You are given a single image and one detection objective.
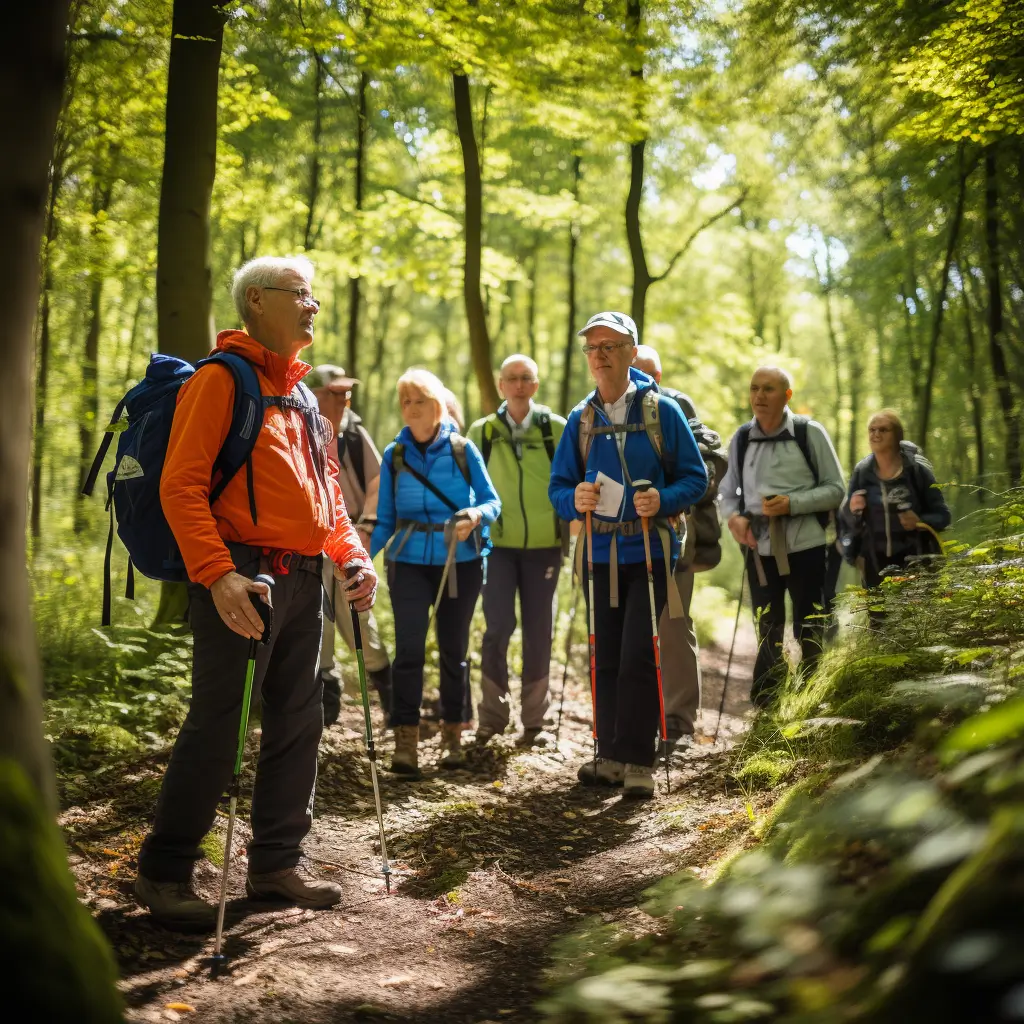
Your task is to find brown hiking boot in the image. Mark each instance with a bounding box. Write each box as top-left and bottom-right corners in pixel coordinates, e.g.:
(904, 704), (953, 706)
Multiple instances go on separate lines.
(246, 868), (342, 909)
(134, 875), (216, 931)
(516, 727), (550, 748)
(389, 724), (420, 778)
(439, 723), (466, 768)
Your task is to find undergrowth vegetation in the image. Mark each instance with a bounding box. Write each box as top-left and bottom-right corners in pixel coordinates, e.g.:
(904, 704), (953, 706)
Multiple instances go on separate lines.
(543, 497), (1024, 1023)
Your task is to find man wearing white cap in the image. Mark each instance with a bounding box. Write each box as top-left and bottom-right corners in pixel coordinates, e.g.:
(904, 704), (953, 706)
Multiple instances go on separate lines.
(548, 312), (708, 797)
(307, 364), (392, 722)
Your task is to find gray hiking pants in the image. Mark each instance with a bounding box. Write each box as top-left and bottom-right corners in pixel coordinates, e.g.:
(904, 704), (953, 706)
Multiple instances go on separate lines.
(479, 546), (561, 733)
(321, 561), (390, 677)
(660, 570), (701, 737)
(138, 554), (324, 882)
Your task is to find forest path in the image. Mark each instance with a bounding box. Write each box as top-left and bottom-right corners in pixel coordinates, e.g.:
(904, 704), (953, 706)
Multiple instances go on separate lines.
(66, 627), (758, 1023)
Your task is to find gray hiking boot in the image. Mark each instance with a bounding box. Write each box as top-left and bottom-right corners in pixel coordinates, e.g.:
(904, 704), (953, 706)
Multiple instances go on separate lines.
(623, 763), (656, 799)
(246, 868), (343, 909)
(516, 727), (550, 748)
(389, 724), (420, 778)
(474, 724), (499, 746)
(439, 723), (467, 768)
(134, 875), (216, 931)
(576, 758), (625, 787)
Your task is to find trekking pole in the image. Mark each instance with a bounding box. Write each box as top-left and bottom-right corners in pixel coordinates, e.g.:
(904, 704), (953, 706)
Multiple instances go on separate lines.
(554, 583), (581, 748)
(712, 559), (746, 746)
(212, 574), (274, 967)
(346, 577), (392, 894)
(633, 481), (670, 793)
(585, 507), (599, 776)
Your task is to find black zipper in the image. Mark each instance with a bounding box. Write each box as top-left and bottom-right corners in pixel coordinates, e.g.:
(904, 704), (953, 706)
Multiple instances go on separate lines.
(516, 446), (528, 548)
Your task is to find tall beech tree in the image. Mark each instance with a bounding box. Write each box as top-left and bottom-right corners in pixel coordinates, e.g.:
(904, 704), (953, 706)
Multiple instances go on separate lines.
(1, 0), (122, 1015)
(156, 0), (228, 362)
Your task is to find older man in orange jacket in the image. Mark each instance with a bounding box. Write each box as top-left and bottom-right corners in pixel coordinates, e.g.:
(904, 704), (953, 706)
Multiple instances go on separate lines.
(135, 256), (377, 929)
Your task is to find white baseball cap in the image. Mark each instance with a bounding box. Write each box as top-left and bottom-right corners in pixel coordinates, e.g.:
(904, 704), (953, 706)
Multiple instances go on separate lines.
(578, 311), (638, 344)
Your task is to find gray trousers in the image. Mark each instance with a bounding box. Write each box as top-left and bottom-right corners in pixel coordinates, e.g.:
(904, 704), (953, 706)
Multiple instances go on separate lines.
(138, 558), (324, 882)
(479, 546), (561, 732)
(660, 570), (701, 736)
(320, 562), (390, 677)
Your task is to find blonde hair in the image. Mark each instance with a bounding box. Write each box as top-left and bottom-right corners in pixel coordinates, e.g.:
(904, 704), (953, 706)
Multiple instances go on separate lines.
(443, 388), (465, 431)
(869, 408), (905, 444)
(397, 368), (449, 426)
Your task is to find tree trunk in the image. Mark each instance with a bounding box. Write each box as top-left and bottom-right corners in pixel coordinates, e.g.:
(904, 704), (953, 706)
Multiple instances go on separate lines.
(346, 67), (369, 379)
(963, 298), (985, 484)
(154, 0), (227, 623)
(0, 1), (123, 1015)
(625, 0), (650, 341)
(917, 147), (969, 442)
(526, 240), (540, 362)
(452, 71), (499, 413)
(75, 176), (115, 534)
(626, 135), (651, 341)
(302, 47), (324, 252)
(156, 0), (226, 362)
(559, 154), (581, 415)
(984, 146), (1021, 485)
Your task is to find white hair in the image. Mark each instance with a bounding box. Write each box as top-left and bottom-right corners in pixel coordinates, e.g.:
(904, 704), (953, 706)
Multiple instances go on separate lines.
(753, 364), (794, 390)
(633, 344), (661, 375)
(231, 255), (315, 325)
(500, 353), (539, 378)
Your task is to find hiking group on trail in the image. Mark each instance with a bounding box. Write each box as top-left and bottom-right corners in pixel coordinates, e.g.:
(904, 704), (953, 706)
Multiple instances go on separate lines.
(85, 253), (951, 929)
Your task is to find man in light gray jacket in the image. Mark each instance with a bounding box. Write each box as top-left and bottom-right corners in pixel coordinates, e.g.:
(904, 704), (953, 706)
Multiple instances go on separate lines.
(720, 366), (845, 706)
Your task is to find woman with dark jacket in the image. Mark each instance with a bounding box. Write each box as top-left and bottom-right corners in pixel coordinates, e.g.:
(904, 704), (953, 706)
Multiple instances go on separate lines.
(838, 409), (951, 587)
(370, 369), (501, 778)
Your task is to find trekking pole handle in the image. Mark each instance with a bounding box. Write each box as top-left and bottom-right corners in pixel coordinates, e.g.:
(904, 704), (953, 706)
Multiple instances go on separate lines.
(344, 565), (365, 648)
(634, 479), (652, 493)
(250, 573), (274, 645)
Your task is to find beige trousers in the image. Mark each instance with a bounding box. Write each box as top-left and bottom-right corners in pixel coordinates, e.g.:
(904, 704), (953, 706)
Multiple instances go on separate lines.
(659, 570), (701, 735)
(320, 564), (390, 678)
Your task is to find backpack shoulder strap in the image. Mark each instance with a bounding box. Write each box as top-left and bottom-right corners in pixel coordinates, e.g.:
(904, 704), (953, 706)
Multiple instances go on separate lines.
(200, 352), (264, 506)
(577, 403), (596, 471)
(449, 433), (472, 485)
(481, 418), (494, 465)
(534, 405), (555, 461)
(790, 414), (819, 485)
(735, 422), (753, 515)
(641, 391), (664, 460)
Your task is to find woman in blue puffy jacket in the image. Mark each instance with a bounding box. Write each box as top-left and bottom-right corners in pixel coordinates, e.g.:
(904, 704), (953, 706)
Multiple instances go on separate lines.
(370, 369), (501, 778)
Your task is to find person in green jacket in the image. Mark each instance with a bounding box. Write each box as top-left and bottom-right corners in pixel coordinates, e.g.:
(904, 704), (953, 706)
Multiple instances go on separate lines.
(469, 355), (567, 747)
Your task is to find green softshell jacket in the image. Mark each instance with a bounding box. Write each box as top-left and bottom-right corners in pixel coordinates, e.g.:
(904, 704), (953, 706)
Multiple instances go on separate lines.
(468, 403), (566, 550)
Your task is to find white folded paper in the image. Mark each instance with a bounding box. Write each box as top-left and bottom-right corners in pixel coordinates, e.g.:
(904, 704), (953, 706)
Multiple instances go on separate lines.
(594, 470), (624, 518)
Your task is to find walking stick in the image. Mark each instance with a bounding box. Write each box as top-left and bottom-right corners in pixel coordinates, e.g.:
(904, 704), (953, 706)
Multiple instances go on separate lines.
(585, 508), (599, 776)
(633, 481), (670, 792)
(212, 574), (274, 967)
(712, 559), (747, 746)
(555, 584), (581, 748)
(349, 595), (393, 894)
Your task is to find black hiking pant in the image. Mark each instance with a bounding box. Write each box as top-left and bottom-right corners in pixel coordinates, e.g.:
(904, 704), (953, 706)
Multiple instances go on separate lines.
(583, 560), (668, 768)
(388, 558), (483, 727)
(138, 554), (324, 882)
(747, 545), (826, 707)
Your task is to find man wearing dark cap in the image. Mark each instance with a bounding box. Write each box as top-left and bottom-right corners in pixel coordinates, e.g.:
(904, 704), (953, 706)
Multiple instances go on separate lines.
(306, 365), (392, 722)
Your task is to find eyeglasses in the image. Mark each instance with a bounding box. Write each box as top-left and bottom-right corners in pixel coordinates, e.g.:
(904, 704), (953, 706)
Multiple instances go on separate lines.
(502, 375), (537, 385)
(581, 341), (633, 356)
(265, 286), (320, 309)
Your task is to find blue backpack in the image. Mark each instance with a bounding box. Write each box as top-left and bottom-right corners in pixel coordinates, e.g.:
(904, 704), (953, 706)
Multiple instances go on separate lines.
(83, 351), (318, 625)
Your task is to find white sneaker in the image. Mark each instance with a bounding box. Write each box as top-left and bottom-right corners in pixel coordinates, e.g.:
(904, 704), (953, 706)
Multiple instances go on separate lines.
(576, 758), (625, 787)
(623, 763), (656, 798)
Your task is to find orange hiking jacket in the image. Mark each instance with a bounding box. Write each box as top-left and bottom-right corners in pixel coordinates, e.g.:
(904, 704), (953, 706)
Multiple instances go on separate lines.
(160, 330), (368, 588)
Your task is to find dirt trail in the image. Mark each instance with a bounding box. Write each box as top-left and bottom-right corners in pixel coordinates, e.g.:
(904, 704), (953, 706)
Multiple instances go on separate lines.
(65, 627), (758, 1023)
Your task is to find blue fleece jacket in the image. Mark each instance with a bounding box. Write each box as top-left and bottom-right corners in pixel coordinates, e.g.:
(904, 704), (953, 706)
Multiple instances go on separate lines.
(548, 368), (708, 565)
(370, 420), (501, 565)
